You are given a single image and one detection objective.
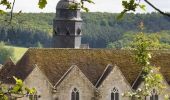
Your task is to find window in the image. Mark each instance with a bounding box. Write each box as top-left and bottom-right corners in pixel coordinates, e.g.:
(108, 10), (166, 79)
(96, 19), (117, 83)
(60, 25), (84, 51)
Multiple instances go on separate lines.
(71, 88), (79, 100)
(28, 94), (40, 100)
(111, 87), (119, 100)
(150, 89), (158, 100)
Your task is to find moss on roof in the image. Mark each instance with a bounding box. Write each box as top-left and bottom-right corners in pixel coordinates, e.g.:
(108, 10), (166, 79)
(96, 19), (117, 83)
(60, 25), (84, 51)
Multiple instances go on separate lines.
(1, 48), (170, 86)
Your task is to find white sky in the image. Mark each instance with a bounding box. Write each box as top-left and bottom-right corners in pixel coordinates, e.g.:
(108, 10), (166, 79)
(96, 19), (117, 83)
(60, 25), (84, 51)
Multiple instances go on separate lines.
(1, 0), (170, 13)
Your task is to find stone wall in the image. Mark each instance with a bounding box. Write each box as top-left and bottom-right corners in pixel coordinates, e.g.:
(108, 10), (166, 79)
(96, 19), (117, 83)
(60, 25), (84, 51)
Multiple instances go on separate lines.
(15, 65), (170, 100)
(138, 78), (170, 100)
(20, 66), (53, 100)
(97, 66), (132, 100)
(54, 66), (95, 100)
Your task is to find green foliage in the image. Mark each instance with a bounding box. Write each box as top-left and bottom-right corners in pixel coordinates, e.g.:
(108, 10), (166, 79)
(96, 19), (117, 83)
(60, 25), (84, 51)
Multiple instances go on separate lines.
(132, 33), (154, 66)
(118, 0), (146, 19)
(0, 0), (11, 9)
(107, 41), (123, 49)
(107, 31), (170, 49)
(0, 13), (170, 48)
(69, 0), (94, 12)
(0, 10), (5, 14)
(123, 32), (168, 100)
(38, 0), (47, 9)
(36, 42), (43, 48)
(0, 76), (36, 100)
(4, 46), (27, 62)
(0, 41), (14, 64)
(11, 76), (23, 93)
(0, 0), (94, 13)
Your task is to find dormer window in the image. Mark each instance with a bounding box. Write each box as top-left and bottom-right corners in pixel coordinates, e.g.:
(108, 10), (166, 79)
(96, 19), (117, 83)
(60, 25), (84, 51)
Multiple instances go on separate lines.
(111, 87), (119, 100)
(150, 89), (158, 100)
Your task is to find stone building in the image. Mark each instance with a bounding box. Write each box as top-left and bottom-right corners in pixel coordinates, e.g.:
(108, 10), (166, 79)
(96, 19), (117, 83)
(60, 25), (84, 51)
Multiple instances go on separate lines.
(1, 49), (170, 100)
(0, 0), (170, 100)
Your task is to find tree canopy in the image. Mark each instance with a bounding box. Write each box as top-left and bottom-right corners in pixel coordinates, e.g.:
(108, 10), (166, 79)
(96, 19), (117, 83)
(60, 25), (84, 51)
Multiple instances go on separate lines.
(0, 12), (170, 48)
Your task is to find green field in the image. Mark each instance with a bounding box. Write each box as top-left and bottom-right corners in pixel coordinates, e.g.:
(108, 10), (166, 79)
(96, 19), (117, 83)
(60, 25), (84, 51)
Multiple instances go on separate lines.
(5, 46), (28, 62)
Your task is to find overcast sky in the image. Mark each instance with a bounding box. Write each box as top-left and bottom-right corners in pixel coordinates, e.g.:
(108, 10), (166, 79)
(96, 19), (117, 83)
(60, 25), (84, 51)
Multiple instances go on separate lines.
(2, 0), (170, 13)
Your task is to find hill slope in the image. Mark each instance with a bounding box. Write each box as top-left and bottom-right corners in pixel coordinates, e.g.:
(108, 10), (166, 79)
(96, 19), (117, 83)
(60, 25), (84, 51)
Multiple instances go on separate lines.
(5, 46), (28, 62)
(0, 12), (170, 48)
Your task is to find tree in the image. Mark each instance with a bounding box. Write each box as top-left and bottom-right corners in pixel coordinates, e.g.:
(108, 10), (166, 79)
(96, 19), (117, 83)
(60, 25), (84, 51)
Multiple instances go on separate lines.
(123, 32), (170, 100)
(0, 41), (14, 64)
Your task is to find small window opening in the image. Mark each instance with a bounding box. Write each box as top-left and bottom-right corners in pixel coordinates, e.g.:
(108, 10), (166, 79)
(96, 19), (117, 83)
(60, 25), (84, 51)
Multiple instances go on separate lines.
(150, 89), (158, 100)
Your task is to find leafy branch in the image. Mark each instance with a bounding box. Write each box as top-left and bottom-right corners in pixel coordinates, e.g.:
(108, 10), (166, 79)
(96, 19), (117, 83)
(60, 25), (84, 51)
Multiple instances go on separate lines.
(119, 0), (170, 19)
(69, 0), (95, 12)
(0, 76), (37, 100)
(144, 0), (170, 17)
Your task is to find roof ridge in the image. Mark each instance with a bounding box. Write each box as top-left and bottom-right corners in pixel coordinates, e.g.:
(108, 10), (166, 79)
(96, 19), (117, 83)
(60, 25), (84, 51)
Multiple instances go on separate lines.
(95, 64), (114, 88)
(132, 66), (170, 90)
(27, 48), (170, 51)
(33, 64), (54, 88)
(54, 65), (75, 88)
(114, 65), (133, 90)
(28, 48), (120, 50)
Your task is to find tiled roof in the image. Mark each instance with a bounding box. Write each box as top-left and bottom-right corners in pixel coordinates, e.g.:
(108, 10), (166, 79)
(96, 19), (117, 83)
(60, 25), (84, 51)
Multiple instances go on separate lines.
(1, 48), (170, 87)
(0, 58), (16, 83)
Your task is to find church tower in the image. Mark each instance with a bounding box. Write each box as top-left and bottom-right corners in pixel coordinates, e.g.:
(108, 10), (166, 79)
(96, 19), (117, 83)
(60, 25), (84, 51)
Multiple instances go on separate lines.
(53, 0), (82, 48)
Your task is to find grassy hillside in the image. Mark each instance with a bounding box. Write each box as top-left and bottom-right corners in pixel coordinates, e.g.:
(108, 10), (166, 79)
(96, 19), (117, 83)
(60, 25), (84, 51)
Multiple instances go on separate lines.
(5, 46), (28, 62)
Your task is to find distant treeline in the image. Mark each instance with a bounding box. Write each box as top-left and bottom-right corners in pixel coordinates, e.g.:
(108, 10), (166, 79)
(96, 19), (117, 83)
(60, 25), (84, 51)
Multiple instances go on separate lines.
(0, 12), (170, 48)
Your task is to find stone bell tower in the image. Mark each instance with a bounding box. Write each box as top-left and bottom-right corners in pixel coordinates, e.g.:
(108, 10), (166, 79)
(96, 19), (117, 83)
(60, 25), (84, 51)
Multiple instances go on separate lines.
(53, 0), (82, 48)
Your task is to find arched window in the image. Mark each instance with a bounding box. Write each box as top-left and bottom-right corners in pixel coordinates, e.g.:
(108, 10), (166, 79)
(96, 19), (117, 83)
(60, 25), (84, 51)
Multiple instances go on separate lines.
(150, 89), (158, 100)
(111, 87), (119, 100)
(71, 88), (79, 100)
